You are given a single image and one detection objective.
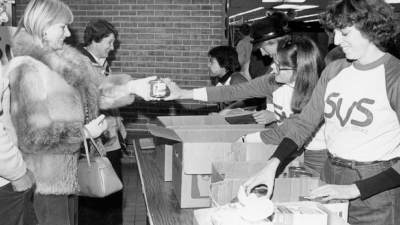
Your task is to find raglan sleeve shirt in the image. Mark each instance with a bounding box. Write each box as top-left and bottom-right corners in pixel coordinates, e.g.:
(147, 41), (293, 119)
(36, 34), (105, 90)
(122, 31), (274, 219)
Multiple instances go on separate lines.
(270, 58), (400, 200)
(193, 74), (275, 102)
(354, 57), (400, 199)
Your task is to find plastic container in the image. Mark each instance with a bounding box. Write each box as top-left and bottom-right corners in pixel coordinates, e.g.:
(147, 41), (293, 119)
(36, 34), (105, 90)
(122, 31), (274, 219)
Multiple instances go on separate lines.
(288, 166), (312, 178)
(150, 78), (169, 98)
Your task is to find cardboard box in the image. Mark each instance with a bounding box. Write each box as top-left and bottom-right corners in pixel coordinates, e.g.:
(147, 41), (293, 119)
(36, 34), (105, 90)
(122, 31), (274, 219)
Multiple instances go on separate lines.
(148, 117), (266, 208)
(210, 178), (348, 223)
(193, 202), (349, 225)
(230, 143), (277, 161)
(172, 151), (210, 208)
(274, 202), (328, 225)
(322, 201), (349, 223)
(211, 161), (268, 183)
(157, 115), (231, 127)
(210, 161), (315, 205)
(210, 161), (349, 222)
(155, 144), (173, 181)
(155, 115), (228, 182)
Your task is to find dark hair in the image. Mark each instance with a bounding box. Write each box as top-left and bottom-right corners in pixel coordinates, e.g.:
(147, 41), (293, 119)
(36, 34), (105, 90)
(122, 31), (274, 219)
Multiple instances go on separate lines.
(208, 46), (241, 73)
(239, 24), (251, 36)
(83, 19), (118, 46)
(275, 36), (324, 113)
(321, 0), (397, 51)
(270, 11), (289, 30)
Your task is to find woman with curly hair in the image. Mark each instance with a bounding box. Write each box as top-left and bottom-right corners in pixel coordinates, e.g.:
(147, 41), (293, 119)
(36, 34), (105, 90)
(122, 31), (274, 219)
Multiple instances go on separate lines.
(243, 0), (400, 224)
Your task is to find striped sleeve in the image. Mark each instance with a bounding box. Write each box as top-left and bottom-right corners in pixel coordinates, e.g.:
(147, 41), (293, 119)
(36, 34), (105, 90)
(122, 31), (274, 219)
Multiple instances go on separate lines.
(355, 55), (400, 199)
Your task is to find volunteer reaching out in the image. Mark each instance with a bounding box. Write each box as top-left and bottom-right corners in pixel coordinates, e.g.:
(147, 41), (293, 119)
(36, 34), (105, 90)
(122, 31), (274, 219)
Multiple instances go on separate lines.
(243, 0), (400, 224)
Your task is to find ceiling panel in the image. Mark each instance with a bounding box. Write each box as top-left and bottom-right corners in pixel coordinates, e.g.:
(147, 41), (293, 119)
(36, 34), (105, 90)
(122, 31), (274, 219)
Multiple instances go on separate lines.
(228, 0), (400, 23)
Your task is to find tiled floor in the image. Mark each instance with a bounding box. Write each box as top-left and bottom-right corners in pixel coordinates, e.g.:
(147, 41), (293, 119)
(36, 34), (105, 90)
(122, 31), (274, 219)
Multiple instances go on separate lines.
(122, 157), (147, 225)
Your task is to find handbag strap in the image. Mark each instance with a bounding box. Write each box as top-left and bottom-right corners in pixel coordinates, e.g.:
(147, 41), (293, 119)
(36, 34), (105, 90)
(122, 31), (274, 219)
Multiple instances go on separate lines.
(82, 127), (105, 167)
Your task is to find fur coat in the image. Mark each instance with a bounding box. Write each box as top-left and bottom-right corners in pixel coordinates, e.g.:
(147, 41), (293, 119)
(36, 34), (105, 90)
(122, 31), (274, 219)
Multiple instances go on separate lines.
(4, 30), (134, 195)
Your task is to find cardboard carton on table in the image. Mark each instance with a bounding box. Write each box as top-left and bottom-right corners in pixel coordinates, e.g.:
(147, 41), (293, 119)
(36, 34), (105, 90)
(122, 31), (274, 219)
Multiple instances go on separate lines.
(148, 115), (267, 208)
(193, 201), (350, 225)
(210, 161), (349, 222)
(153, 115), (266, 182)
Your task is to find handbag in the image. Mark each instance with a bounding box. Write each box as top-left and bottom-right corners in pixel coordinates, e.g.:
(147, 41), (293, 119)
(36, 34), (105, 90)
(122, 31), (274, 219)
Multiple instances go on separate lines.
(78, 129), (123, 197)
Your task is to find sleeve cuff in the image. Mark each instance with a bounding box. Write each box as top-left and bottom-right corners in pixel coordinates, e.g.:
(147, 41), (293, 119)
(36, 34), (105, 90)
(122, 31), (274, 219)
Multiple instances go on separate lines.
(355, 168), (400, 200)
(270, 137), (298, 162)
(193, 88), (208, 101)
(9, 164), (27, 181)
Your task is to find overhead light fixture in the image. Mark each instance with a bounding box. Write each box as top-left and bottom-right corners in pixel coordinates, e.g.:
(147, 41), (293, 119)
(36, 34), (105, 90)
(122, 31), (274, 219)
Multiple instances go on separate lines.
(247, 16), (267, 22)
(229, 7), (264, 19)
(304, 19), (320, 23)
(262, 0), (305, 2)
(273, 4), (318, 11)
(294, 13), (320, 20)
(385, 0), (400, 3)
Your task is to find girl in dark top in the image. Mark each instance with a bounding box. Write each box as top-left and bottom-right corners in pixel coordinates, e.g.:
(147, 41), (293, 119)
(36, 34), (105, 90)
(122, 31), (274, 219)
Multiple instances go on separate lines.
(207, 45), (249, 111)
(208, 45), (247, 86)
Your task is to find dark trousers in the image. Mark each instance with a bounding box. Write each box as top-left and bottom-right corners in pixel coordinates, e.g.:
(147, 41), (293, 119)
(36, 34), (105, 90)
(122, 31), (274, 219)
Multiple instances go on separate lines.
(321, 156), (400, 225)
(79, 149), (123, 225)
(0, 183), (32, 225)
(33, 194), (78, 225)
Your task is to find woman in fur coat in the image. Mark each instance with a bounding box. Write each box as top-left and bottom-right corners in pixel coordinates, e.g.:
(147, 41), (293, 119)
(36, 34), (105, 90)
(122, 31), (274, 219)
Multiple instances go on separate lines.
(2, 0), (155, 224)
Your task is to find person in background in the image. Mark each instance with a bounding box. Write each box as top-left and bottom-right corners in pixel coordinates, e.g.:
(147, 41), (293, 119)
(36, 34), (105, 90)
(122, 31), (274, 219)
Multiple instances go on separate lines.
(77, 19), (124, 225)
(248, 12), (289, 80)
(324, 28), (346, 66)
(163, 36), (328, 177)
(6, 0), (155, 224)
(0, 61), (34, 225)
(243, 0), (400, 224)
(236, 24), (252, 81)
(208, 46), (247, 86)
(248, 16), (290, 122)
(324, 45), (345, 66)
(207, 46), (248, 111)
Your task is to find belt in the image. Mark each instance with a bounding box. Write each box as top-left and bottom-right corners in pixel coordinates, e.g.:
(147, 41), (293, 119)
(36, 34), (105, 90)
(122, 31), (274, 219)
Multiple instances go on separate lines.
(327, 152), (400, 169)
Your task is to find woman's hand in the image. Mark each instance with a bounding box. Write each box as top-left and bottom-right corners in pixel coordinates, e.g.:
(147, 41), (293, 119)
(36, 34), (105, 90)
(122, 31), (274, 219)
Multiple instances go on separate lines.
(128, 76), (158, 101)
(252, 110), (277, 124)
(306, 184), (361, 201)
(11, 169), (35, 192)
(162, 78), (192, 100)
(242, 158), (281, 198)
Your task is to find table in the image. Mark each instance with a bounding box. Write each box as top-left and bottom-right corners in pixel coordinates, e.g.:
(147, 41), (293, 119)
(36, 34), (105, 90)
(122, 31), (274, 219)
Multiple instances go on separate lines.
(133, 139), (195, 225)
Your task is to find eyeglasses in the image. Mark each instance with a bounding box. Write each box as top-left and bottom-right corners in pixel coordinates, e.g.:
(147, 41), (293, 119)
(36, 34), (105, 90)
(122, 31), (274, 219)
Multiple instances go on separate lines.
(278, 67), (294, 72)
(272, 62), (294, 74)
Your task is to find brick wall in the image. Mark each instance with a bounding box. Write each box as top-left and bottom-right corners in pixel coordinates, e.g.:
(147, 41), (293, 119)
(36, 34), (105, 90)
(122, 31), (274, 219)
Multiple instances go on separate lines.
(15, 0), (226, 123)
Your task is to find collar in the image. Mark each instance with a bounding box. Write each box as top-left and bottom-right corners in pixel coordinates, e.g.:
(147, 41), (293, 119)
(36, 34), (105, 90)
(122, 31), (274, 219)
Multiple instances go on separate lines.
(242, 35), (253, 42)
(84, 47), (106, 67)
(352, 53), (390, 71)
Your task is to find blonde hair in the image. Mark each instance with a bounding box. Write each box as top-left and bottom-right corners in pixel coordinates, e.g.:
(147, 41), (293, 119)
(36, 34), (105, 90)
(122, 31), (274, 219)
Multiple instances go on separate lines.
(18, 0), (73, 40)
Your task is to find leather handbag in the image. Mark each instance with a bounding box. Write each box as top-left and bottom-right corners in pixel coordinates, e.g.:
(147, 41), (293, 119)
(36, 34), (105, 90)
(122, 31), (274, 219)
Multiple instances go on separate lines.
(78, 129), (123, 197)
